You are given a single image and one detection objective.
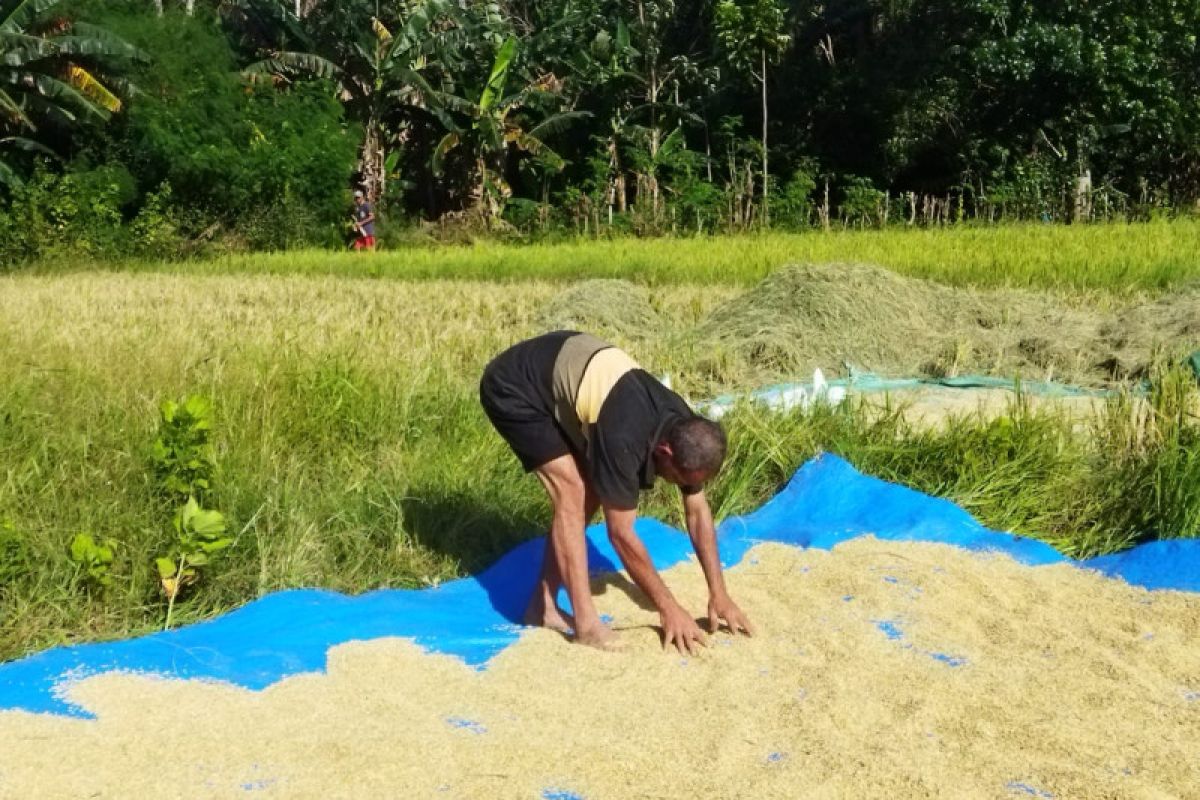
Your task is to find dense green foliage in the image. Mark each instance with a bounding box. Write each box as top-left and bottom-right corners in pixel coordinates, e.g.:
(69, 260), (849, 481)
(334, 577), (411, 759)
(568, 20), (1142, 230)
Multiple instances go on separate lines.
(0, 1), (358, 258)
(110, 11), (358, 247)
(0, 0), (141, 186)
(3, 0), (1200, 260)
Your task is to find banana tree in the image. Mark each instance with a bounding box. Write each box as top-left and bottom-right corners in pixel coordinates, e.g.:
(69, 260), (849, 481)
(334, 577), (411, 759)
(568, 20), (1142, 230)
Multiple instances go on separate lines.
(575, 12), (707, 222)
(243, 0), (464, 200)
(1, 0), (141, 185)
(431, 36), (588, 223)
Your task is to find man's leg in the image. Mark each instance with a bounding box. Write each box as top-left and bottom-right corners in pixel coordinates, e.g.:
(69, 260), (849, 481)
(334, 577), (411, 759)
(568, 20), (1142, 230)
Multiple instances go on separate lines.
(526, 460), (599, 632)
(531, 454), (614, 648)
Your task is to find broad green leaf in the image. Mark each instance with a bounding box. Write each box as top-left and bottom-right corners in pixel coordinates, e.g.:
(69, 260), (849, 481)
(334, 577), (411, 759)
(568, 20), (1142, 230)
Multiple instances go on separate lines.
(69, 532), (94, 562)
(479, 37), (517, 113)
(188, 508), (226, 538)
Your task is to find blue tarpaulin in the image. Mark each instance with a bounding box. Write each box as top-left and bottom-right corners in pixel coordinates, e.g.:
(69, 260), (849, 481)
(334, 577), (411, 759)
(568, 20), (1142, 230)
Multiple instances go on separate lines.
(2, 453), (1197, 718)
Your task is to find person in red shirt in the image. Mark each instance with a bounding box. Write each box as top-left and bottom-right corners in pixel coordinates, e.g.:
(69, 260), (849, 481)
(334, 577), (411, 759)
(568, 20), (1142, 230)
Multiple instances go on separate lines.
(351, 189), (375, 250)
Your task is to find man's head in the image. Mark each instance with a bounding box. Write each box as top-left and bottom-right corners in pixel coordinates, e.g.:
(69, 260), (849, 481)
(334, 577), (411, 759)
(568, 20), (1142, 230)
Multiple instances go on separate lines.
(653, 416), (727, 489)
(353, 189), (365, 202)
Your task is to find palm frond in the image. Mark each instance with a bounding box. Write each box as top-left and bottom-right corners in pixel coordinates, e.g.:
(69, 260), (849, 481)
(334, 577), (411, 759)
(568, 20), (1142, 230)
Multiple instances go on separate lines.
(0, 32), (57, 66)
(0, 0), (61, 35)
(389, 0), (452, 57)
(1, 133), (57, 157)
(526, 110), (591, 141)
(19, 89), (77, 125)
(511, 132), (565, 170)
(384, 65), (440, 103)
(427, 89), (477, 118)
(430, 131), (459, 175)
(0, 87), (35, 130)
(66, 64), (119, 113)
(474, 114), (503, 149)
(0, 156), (21, 187)
(56, 24), (146, 62)
(30, 72), (106, 120)
(242, 51), (342, 84)
(656, 126), (686, 161)
(479, 36), (517, 113)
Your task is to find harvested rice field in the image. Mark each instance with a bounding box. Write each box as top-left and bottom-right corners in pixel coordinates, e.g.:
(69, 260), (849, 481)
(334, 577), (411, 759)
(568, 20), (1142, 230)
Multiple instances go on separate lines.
(3, 246), (1200, 799)
(1, 539), (1198, 798)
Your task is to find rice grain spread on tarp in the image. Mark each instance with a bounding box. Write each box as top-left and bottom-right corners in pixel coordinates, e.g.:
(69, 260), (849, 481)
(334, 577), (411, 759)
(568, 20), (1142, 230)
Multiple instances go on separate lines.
(1, 538), (1196, 799)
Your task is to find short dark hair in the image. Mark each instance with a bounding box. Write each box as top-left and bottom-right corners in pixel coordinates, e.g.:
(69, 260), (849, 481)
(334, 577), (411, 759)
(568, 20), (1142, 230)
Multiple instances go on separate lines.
(666, 416), (727, 475)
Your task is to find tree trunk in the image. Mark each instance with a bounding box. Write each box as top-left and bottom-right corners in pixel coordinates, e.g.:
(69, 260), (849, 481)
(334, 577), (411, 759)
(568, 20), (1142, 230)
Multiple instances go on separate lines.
(1074, 169), (1092, 223)
(154, 0), (163, 16)
(819, 179), (830, 230)
(639, 0), (663, 220)
(704, 118), (713, 183)
(185, 0), (194, 15)
(361, 118), (385, 202)
(760, 47), (769, 229)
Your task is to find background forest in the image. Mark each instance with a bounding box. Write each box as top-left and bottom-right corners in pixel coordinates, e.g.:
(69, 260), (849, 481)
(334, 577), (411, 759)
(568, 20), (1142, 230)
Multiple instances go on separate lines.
(2, 0), (1199, 259)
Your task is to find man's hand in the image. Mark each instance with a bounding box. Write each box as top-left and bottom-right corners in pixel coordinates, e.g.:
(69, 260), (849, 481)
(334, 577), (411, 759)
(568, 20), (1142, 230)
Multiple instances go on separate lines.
(707, 593), (755, 637)
(660, 601), (708, 655)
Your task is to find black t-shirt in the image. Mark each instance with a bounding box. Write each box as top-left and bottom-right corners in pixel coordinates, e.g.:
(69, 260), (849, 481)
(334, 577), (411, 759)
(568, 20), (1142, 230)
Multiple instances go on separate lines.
(588, 369), (698, 509)
(481, 331), (700, 508)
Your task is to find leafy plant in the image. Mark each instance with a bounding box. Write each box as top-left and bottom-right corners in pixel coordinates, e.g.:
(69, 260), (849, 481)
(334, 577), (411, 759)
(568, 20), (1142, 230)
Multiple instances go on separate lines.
(156, 497), (231, 629)
(151, 395), (216, 501)
(0, 0), (141, 187)
(432, 36), (587, 224)
(839, 176), (886, 228)
(68, 532), (118, 590)
(148, 393), (233, 628)
(238, 0), (465, 202)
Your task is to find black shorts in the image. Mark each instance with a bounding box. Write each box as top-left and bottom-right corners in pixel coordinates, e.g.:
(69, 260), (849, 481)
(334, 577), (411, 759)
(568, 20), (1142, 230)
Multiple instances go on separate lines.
(479, 331), (577, 472)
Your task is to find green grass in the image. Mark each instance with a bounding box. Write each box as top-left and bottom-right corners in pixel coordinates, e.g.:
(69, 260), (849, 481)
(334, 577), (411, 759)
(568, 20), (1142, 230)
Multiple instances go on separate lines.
(14, 220), (1200, 293)
(1, 267), (1198, 664)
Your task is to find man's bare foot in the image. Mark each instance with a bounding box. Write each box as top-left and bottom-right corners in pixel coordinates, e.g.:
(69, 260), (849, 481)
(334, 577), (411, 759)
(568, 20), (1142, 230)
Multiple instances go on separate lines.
(574, 622), (623, 652)
(523, 594), (575, 634)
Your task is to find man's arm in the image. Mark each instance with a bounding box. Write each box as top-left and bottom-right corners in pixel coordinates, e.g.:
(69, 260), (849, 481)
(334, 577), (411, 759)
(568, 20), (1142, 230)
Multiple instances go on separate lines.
(603, 505), (709, 654)
(682, 489), (755, 636)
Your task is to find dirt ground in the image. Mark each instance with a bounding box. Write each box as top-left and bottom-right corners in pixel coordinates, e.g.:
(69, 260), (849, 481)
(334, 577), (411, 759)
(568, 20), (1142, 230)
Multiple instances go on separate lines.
(1, 538), (1197, 799)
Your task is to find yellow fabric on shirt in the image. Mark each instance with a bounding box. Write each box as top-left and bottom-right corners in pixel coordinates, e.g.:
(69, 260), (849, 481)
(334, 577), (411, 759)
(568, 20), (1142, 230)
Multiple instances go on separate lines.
(575, 347), (640, 429)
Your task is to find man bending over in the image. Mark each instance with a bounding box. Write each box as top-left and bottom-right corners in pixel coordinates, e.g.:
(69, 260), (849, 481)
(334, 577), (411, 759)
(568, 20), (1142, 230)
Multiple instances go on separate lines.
(480, 331), (754, 653)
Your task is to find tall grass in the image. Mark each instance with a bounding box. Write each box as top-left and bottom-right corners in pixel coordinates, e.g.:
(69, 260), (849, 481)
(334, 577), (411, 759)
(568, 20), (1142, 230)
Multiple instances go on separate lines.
(1, 272), (1197, 662)
(13, 220), (1200, 293)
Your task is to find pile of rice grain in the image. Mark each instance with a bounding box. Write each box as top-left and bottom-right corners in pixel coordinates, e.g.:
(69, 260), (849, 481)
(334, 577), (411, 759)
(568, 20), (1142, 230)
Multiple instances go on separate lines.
(1, 537), (1197, 798)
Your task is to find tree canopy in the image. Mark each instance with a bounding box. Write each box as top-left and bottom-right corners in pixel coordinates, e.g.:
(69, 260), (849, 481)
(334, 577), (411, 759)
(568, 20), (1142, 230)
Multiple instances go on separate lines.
(2, 0), (1198, 256)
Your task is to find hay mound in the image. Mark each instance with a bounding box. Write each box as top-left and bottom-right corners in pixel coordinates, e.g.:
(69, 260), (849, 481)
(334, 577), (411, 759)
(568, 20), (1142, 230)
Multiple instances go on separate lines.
(537, 279), (661, 341)
(689, 263), (1200, 388)
(1095, 289), (1200, 379)
(691, 263), (993, 381)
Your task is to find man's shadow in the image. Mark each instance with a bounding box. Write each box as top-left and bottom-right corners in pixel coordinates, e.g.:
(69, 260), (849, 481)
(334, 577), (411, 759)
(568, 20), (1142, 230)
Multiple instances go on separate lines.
(400, 489), (656, 625)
